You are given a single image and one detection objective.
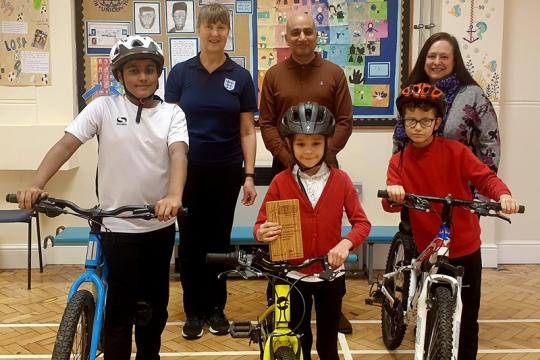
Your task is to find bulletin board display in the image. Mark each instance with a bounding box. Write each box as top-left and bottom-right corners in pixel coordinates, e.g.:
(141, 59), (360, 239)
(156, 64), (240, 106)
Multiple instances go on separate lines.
(255, 0), (410, 125)
(75, 0), (410, 126)
(0, 0), (50, 86)
(75, 0), (253, 109)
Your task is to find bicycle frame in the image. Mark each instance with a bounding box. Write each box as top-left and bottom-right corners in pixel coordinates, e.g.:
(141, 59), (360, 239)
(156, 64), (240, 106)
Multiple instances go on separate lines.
(5, 194), (161, 360)
(207, 249), (335, 360)
(65, 227), (107, 360)
(371, 192), (524, 359)
(259, 283), (302, 360)
(402, 226), (462, 360)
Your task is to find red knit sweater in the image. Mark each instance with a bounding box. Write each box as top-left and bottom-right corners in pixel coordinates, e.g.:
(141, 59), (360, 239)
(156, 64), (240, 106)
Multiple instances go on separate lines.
(255, 168), (371, 274)
(383, 137), (511, 258)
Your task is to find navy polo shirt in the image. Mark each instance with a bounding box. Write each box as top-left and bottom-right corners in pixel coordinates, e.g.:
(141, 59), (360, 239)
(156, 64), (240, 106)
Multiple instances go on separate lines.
(165, 54), (258, 166)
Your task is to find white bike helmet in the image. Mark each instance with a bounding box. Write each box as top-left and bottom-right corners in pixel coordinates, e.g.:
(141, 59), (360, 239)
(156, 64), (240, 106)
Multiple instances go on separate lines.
(110, 35), (164, 81)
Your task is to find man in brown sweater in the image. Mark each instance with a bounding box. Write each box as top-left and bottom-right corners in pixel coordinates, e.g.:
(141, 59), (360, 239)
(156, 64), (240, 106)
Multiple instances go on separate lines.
(258, 12), (354, 333)
(259, 12), (353, 174)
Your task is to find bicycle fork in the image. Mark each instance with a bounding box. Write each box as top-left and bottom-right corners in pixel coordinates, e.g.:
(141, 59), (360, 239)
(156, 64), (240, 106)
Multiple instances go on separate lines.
(414, 273), (462, 360)
(66, 234), (108, 360)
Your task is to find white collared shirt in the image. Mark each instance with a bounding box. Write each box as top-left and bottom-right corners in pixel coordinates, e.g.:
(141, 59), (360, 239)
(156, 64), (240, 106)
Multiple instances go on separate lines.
(292, 163), (331, 208)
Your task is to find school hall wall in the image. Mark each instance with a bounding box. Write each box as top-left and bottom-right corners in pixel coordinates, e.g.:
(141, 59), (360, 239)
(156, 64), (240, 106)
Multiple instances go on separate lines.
(0, 0), (538, 269)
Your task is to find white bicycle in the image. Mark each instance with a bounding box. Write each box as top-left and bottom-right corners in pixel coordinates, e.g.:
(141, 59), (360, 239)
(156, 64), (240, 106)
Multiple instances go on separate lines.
(366, 190), (524, 360)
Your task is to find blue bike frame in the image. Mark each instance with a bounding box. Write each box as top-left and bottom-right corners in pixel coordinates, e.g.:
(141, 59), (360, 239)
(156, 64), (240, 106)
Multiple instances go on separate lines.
(65, 230), (108, 360)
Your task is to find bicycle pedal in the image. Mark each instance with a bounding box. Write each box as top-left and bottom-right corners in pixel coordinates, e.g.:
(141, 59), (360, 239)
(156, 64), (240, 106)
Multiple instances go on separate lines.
(365, 289), (384, 306)
(230, 321), (253, 338)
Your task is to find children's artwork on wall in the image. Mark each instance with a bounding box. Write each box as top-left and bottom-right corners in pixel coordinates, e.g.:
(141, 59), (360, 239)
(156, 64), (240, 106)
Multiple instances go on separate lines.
(255, 0), (409, 125)
(134, 2), (162, 35)
(0, 0), (51, 86)
(166, 0), (195, 33)
(169, 37), (198, 66)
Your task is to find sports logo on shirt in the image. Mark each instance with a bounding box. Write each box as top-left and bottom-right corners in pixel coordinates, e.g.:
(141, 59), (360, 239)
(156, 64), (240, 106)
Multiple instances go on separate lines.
(116, 116), (128, 125)
(224, 78), (236, 91)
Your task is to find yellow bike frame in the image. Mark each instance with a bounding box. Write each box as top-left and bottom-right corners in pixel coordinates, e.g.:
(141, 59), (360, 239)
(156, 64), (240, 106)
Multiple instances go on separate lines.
(260, 284), (302, 360)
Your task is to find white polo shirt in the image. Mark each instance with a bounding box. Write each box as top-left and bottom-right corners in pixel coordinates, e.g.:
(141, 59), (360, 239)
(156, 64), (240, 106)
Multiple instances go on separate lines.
(66, 95), (189, 233)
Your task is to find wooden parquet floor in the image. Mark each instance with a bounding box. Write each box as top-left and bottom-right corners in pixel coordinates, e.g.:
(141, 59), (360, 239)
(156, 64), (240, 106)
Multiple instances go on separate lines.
(0, 264), (539, 359)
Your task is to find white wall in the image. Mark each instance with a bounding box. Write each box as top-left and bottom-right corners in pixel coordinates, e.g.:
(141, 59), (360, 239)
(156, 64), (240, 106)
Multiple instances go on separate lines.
(0, 0), (538, 269)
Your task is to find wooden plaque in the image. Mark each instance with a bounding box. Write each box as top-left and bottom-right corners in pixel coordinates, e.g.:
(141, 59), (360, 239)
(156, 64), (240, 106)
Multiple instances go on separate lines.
(266, 199), (303, 261)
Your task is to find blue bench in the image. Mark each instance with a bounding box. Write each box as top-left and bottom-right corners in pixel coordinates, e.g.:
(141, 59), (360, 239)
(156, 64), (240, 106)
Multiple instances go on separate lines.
(48, 225), (397, 282)
(361, 225), (398, 283)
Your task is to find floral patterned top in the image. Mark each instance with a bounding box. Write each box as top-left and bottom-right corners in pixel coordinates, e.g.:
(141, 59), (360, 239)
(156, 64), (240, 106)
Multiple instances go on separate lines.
(441, 85), (500, 173)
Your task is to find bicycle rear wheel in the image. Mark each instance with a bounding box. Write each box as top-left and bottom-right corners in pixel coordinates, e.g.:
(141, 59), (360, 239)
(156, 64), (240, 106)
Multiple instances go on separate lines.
(52, 289), (95, 360)
(381, 232), (414, 349)
(424, 286), (455, 360)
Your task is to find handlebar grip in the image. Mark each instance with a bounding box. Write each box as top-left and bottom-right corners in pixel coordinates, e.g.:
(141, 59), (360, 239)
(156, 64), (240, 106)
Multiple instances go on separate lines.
(206, 252), (239, 266)
(490, 203), (526, 214)
(377, 190), (389, 198)
(6, 194), (17, 203)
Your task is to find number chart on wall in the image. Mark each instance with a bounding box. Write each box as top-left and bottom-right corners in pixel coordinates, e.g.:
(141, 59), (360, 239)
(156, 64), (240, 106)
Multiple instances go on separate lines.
(75, 0), (408, 125)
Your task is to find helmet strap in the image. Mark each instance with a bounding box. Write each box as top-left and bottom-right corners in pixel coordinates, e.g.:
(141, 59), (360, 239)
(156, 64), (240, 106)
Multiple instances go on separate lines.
(123, 86), (160, 124)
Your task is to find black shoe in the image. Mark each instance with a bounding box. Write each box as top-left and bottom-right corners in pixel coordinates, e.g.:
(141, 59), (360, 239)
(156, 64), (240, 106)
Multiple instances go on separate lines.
(338, 312), (353, 334)
(206, 309), (230, 335)
(182, 315), (204, 340)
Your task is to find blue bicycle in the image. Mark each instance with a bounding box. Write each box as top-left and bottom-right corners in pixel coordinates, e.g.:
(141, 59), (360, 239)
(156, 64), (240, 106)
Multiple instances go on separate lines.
(6, 194), (178, 360)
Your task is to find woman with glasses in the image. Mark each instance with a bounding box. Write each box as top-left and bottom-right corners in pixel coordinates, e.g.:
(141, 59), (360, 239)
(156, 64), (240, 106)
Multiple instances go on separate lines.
(394, 32), (500, 174)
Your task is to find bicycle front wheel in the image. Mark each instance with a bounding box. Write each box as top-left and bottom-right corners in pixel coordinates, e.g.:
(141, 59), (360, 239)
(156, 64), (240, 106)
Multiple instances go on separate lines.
(424, 286), (455, 360)
(274, 346), (297, 360)
(381, 232), (414, 349)
(52, 289), (95, 360)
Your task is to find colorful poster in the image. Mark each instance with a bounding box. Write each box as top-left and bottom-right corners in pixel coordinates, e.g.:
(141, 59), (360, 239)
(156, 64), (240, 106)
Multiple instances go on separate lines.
(255, 0), (398, 110)
(0, 0), (50, 86)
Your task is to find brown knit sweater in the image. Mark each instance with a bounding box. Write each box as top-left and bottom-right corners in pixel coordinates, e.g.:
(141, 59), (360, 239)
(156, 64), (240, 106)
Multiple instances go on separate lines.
(259, 53), (353, 167)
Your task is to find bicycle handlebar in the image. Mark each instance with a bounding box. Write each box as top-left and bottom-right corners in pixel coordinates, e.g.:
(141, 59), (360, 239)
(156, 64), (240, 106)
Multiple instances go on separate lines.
(377, 190), (525, 214)
(6, 193), (187, 220)
(207, 249), (336, 281)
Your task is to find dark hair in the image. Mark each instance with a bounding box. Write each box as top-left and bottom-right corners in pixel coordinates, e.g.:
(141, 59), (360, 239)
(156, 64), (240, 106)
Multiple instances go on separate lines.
(405, 32), (478, 87)
(401, 102), (439, 117)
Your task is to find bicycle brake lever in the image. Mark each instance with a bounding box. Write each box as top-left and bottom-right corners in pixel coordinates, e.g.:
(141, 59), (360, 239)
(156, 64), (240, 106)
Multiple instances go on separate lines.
(237, 269), (263, 279)
(490, 212), (511, 224)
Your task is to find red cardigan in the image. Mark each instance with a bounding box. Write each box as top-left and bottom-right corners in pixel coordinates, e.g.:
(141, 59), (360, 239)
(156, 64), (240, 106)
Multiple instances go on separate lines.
(255, 167), (371, 274)
(383, 137), (511, 258)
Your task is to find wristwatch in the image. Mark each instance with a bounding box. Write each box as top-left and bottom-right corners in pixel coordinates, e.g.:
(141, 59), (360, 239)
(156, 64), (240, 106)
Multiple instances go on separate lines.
(244, 173), (255, 180)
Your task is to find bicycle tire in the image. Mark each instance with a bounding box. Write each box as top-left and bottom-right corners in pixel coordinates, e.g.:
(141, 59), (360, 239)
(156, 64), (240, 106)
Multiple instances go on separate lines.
(52, 289), (95, 360)
(381, 231), (415, 349)
(424, 286), (455, 360)
(274, 346), (297, 360)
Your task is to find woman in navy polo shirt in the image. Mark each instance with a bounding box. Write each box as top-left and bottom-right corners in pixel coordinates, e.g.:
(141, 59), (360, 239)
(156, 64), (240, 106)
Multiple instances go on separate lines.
(165, 3), (258, 340)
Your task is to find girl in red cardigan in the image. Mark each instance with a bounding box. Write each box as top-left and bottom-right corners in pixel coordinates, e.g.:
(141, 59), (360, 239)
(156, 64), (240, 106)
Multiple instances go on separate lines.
(254, 101), (371, 360)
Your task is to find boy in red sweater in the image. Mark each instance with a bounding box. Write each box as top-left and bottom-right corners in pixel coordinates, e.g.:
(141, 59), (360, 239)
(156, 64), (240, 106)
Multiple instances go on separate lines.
(383, 83), (520, 360)
(254, 102), (371, 360)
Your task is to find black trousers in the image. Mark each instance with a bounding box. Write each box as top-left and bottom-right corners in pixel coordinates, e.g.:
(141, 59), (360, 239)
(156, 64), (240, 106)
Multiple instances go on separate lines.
(450, 249), (482, 360)
(289, 276), (346, 360)
(101, 224), (175, 360)
(178, 163), (242, 316)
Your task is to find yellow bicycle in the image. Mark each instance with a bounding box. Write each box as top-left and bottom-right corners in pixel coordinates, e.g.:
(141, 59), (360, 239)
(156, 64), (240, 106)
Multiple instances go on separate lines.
(207, 249), (337, 360)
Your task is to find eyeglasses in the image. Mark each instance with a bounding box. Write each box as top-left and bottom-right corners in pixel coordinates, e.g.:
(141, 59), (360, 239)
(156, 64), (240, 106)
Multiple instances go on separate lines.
(403, 117), (436, 128)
